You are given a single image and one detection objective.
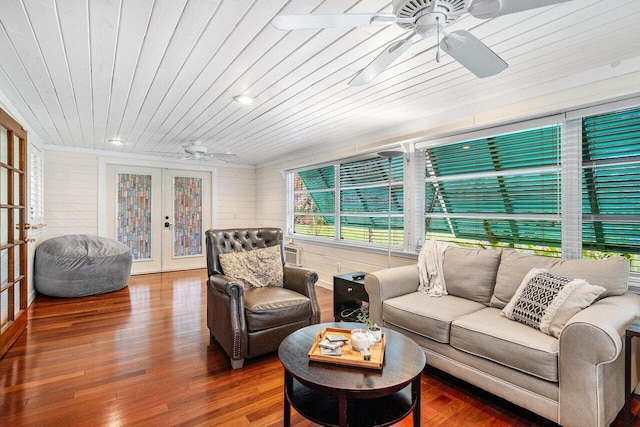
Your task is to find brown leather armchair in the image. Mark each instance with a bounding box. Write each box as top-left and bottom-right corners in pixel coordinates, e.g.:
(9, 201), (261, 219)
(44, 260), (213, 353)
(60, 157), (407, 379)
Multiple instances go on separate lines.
(205, 228), (320, 369)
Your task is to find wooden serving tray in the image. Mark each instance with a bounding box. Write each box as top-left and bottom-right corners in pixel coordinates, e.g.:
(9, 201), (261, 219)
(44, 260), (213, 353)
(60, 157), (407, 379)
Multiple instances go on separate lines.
(308, 327), (385, 370)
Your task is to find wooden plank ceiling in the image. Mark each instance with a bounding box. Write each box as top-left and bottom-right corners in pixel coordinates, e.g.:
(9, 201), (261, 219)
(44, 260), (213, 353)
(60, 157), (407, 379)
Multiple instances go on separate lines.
(0, 0), (638, 166)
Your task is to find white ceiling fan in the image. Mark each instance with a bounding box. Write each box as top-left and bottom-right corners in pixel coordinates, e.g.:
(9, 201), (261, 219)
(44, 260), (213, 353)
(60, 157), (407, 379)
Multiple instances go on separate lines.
(146, 141), (238, 161)
(273, 0), (572, 85)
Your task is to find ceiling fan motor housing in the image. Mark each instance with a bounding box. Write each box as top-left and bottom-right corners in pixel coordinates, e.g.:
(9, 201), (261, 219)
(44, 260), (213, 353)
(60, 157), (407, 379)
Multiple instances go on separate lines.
(393, 0), (467, 29)
(185, 144), (207, 155)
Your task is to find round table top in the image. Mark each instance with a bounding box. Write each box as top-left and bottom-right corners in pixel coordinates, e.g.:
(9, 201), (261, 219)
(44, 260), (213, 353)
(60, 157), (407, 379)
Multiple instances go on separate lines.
(278, 322), (426, 395)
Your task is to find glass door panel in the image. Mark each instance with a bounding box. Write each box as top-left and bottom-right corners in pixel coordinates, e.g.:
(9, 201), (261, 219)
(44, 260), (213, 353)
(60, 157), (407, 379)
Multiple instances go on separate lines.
(1, 290), (7, 328)
(0, 249), (7, 288)
(14, 280), (22, 317)
(173, 176), (203, 257)
(13, 208), (20, 241)
(105, 165), (162, 274)
(0, 209), (7, 245)
(13, 134), (20, 168)
(0, 168), (6, 204)
(117, 173), (153, 261)
(14, 246), (20, 277)
(0, 125), (6, 163)
(161, 170), (211, 272)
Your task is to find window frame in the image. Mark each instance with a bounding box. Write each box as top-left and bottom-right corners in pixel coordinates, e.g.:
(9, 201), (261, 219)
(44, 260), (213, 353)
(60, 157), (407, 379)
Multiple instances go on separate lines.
(419, 123), (563, 257)
(286, 153), (407, 250)
(284, 97), (640, 285)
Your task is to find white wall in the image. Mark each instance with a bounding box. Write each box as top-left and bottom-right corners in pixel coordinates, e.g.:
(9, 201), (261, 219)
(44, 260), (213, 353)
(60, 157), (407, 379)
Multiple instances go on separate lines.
(215, 167), (257, 228)
(43, 149), (258, 238)
(45, 151), (100, 237)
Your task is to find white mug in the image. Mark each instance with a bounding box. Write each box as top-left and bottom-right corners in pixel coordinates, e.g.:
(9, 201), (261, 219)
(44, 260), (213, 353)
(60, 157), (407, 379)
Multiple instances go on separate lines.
(350, 328), (375, 351)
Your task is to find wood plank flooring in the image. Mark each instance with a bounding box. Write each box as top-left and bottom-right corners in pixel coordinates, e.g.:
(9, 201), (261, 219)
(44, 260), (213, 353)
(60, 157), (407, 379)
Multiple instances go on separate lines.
(0, 269), (637, 426)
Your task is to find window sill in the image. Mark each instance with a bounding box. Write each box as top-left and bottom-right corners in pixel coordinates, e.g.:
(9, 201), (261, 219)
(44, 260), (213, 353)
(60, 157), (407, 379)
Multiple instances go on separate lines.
(286, 234), (418, 261)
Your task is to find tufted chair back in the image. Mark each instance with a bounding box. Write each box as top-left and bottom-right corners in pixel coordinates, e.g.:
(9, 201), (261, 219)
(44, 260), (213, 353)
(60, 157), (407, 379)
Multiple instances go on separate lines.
(205, 228), (284, 276)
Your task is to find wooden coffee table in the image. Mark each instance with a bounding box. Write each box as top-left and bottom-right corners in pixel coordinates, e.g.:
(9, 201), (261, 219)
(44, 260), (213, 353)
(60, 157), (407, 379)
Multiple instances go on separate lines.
(278, 322), (426, 426)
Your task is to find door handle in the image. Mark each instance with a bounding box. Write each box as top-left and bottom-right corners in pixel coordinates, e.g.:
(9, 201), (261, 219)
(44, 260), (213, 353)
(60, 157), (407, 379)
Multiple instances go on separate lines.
(164, 222), (172, 228)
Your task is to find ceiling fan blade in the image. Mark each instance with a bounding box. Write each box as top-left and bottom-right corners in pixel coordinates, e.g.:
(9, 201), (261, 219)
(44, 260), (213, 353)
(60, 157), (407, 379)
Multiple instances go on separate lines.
(440, 30), (507, 78)
(205, 153), (238, 159)
(468, 0), (572, 19)
(145, 151), (183, 156)
(349, 38), (413, 86)
(272, 13), (398, 30)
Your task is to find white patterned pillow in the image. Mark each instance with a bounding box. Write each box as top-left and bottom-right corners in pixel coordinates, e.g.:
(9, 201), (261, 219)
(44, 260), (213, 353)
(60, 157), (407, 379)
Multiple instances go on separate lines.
(218, 245), (284, 290)
(501, 268), (605, 338)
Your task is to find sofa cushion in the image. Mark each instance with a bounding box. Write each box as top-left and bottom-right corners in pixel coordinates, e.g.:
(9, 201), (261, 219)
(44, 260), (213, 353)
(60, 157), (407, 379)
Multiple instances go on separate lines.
(244, 287), (310, 331)
(501, 268), (606, 338)
(451, 308), (559, 382)
(383, 293), (485, 343)
(549, 256), (629, 299)
(219, 245), (284, 290)
(491, 249), (561, 308)
(491, 251), (630, 309)
(444, 246), (502, 305)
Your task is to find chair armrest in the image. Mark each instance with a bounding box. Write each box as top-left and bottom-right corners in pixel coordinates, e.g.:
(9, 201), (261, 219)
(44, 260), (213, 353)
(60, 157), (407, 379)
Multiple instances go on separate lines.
(364, 264), (420, 326)
(283, 266), (320, 324)
(207, 274), (247, 361)
(559, 293), (640, 427)
(210, 274), (245, 295)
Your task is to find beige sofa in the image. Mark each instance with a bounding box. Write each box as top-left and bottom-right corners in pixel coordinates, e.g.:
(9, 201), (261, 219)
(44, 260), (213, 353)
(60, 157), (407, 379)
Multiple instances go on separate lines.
(364, 247), (640, 427)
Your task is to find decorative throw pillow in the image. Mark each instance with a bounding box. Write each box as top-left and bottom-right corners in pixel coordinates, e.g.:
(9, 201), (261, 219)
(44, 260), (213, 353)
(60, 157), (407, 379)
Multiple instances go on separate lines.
(501, 268), (606, 338)
(218, 245), (284, 290)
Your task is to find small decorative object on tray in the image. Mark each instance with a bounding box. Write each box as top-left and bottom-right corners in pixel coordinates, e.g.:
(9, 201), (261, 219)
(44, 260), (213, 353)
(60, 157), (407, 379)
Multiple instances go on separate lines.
(318, 339), (344, 356)
(325, 334), (348, 342)
(308, 327), (386, 369)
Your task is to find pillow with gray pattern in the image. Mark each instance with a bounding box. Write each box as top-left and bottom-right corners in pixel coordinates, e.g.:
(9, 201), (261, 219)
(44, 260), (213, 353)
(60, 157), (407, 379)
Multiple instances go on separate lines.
(501, 268), (605, 338)
(218, 245), (283, 290)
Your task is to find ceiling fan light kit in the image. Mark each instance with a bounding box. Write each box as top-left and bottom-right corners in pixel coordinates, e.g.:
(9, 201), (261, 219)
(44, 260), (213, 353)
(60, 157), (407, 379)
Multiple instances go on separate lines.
(273, 0), (574, 85)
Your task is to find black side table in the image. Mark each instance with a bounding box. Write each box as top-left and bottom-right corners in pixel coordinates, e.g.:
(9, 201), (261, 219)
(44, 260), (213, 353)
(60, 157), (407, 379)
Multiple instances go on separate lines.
(333, 272), (368, 322)
(626, 318), (640, 426)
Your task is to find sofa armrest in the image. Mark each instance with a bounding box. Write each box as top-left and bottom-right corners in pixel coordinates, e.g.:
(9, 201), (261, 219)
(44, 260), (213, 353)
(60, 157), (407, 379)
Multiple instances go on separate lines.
(559, 293), (640, 427)
(364, 264), (420, 326)
(283, 266), (321, 324)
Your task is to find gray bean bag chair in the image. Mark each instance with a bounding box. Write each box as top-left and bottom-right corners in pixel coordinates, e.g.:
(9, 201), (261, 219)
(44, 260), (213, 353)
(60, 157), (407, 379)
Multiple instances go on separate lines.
(35, 235), (132, 297)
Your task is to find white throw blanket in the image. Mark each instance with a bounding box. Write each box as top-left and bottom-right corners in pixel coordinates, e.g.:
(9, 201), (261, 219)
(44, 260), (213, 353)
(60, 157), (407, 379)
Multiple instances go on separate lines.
(417, 240), (447, 297)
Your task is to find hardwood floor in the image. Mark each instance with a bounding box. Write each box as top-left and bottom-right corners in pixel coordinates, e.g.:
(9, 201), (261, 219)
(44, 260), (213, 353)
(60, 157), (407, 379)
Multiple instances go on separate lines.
(0, 269), (637, 426)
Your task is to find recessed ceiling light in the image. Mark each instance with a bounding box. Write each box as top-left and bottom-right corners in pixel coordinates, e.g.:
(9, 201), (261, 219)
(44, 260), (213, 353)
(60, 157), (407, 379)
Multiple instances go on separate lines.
(234, 95), (254, 105)
(463, 145), (471, 150)
(108, 139), (125, 145)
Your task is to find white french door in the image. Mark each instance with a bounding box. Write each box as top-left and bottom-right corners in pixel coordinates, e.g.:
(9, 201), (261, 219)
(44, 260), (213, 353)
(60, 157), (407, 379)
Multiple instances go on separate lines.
(105, 165), (212, 274)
